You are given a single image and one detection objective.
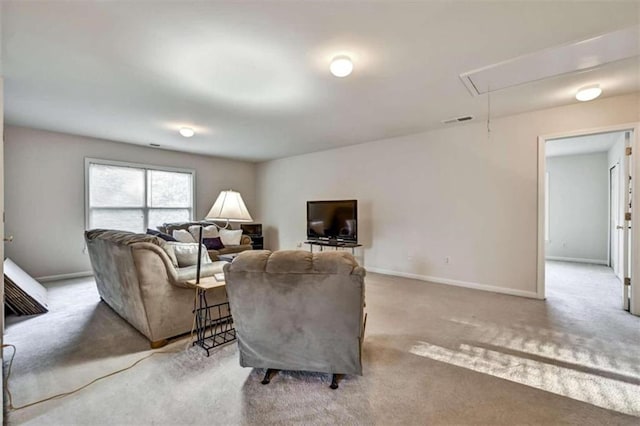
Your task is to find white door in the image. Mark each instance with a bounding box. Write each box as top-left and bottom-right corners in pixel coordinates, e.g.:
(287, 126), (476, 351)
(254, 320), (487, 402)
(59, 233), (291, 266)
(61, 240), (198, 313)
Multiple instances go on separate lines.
(622, 131), (632, 311)
(610, 164), (620, 275)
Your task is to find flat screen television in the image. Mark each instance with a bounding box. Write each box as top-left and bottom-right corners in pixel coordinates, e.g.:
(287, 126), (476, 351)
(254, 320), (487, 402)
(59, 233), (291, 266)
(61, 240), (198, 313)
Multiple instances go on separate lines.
(307, 199), (357, 242)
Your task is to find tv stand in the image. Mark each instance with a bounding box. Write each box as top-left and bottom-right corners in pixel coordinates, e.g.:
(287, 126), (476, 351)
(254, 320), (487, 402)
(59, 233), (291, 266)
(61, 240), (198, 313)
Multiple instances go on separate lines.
(304, 240), (362, 255)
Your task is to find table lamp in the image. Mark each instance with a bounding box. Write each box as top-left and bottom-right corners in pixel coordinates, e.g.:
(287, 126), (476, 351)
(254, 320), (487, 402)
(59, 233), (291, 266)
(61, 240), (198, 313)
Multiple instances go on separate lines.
(196, 190), (253, 283)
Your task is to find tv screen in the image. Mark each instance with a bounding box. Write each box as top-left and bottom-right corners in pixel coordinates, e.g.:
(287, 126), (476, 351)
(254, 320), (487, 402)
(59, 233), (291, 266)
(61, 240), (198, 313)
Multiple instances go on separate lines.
(307, 200), (357, 242)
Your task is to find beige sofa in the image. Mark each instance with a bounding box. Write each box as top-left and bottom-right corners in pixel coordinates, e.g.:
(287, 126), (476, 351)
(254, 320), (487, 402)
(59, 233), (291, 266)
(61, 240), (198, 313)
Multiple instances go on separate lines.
(158, 221), (253, 261)
(85, 229), (227, 348)
(224, 250), (366, 388)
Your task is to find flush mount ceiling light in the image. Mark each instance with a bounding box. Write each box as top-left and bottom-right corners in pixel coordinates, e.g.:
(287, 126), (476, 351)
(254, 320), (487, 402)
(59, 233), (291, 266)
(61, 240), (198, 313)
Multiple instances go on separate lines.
(179, 127), (195, 138)
(575, 84), (602, 102)
(330, 55), (353, 78)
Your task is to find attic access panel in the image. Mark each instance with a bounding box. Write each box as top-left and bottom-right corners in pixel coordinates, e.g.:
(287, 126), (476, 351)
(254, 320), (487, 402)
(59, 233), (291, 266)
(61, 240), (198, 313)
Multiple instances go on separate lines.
(460, 26), (640, 96)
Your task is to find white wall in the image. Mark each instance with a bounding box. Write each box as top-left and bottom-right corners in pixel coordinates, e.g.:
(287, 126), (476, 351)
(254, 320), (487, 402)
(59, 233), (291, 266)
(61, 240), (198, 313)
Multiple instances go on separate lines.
(257, 93), (640, 298)
(545, 153), (608, 263)
(4, 126), (257, 279)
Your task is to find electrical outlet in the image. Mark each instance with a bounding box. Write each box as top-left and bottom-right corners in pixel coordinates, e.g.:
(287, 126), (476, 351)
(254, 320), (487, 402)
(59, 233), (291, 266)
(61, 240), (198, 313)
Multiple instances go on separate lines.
(444, 256), (451, 264)
(296, 242), (302, 248)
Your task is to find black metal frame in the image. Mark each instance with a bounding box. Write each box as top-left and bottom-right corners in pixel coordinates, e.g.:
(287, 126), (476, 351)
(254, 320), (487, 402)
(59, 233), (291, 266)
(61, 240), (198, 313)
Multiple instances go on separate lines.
(193, 288), (236, 356)
(305, 240), (362, 255)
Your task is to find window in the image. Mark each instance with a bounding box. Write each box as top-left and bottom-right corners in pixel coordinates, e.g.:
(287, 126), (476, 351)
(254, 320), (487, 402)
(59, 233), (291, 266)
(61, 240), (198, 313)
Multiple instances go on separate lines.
(86, 158), (194, 233)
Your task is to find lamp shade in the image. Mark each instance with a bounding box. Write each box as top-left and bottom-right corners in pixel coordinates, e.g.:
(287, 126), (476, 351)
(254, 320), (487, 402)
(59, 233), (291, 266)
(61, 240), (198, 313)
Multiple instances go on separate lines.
(205, 190), (253, 222)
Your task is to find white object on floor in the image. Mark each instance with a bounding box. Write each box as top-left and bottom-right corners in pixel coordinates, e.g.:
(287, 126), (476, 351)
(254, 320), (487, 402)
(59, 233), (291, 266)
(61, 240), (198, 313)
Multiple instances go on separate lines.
(3, 258), (48, 315)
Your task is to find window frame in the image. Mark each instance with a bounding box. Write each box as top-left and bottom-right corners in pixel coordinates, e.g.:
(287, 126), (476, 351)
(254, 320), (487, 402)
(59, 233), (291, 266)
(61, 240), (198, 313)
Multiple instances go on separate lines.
(84, 157), (196, 232)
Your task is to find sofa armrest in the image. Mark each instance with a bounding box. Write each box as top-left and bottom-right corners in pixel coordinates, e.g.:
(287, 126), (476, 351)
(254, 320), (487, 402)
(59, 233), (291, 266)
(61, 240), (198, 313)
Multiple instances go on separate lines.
(130, 242), (212, 289)
(207, 249), (221, 261)
(208, 244), (252, 261)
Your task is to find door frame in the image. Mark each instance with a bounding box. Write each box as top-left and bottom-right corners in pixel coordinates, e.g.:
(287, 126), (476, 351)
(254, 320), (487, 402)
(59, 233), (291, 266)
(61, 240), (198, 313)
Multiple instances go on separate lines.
(537, 122), (640, 316)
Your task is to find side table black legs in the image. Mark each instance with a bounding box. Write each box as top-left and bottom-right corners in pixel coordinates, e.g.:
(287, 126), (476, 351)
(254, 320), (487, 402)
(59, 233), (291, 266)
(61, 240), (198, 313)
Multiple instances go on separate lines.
(193, 287), (236, 356)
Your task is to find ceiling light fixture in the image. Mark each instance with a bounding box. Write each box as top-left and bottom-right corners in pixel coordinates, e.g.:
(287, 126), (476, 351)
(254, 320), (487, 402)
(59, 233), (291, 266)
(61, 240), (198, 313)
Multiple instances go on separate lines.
(330, 55), (353, 78)
(179, 127), (195, 138)
(575, 84), (602, 102)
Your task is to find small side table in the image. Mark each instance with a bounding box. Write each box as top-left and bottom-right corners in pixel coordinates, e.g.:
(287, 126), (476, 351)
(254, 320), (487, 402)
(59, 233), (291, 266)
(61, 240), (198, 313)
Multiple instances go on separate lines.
(187, 276), (236, 356)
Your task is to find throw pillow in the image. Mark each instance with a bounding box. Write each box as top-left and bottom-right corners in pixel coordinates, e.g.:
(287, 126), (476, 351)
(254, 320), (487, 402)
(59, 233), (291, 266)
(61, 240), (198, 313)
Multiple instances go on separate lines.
(219, 228), (243, 246)
(166, 242), (212, 267)
(203, 237), (225, 250)
(172, 229), (196, 243)
(161, 244), (179, 267)
(146, 228), (177, 242)
(188, 225), (219, 242)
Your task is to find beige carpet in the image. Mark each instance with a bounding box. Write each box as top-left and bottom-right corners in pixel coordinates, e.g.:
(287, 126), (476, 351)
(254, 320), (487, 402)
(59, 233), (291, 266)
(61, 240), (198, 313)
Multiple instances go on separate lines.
(3, 261), (640, 425)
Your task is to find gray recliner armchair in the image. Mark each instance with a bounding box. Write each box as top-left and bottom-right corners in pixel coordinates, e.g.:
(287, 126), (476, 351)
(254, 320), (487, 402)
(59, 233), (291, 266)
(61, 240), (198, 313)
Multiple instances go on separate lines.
(224, 250), (366, 388)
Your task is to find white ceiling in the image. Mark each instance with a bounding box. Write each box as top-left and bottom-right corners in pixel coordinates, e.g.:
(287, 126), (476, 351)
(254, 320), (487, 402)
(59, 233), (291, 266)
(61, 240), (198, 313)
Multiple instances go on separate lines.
(546, 132), (626, 157)
(3, 1), (639, 162)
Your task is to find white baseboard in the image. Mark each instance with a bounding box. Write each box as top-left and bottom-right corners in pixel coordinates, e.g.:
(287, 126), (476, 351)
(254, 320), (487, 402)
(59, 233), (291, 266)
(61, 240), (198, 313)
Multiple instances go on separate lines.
(545, 256), (608, 265)
(36, 271), (94, 283)
(365, 267), (540, 299)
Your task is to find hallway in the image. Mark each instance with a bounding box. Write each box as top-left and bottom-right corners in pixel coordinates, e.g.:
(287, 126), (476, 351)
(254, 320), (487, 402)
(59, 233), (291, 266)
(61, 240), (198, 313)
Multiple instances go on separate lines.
(546, 260), (630, 333)
(547, 260), (621, 305)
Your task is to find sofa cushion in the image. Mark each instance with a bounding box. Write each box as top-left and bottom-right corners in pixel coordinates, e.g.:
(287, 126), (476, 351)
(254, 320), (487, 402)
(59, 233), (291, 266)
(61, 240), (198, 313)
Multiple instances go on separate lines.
(175, 261), (227, 284)
(172, 229), (196, 243)
(228, 250), (271, 272)
(86, 229), (179, 266)
(203, 237), (225, 250)
(162, 244), (179, 267)
(146, 228), (177, 242)
(311, 251), (360, 274)
(86, 229), (165, 246)
(188, 225), (219, 242)
(167, 242), (212, 267)
(159, 221), (218, 235)
(219, 228), (243, 246)
(266, 250), (312, 273)
(158, 221), (253, 247)
(229, 250), (359, 275)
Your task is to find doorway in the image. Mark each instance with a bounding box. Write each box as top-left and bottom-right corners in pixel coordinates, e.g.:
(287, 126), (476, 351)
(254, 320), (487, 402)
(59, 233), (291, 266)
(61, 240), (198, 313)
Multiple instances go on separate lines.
(537, 125), (639, 315)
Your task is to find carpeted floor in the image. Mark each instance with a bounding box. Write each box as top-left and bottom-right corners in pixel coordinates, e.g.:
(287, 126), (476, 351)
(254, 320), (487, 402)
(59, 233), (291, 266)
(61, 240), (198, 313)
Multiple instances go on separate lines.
(3, 261), (640, 425)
